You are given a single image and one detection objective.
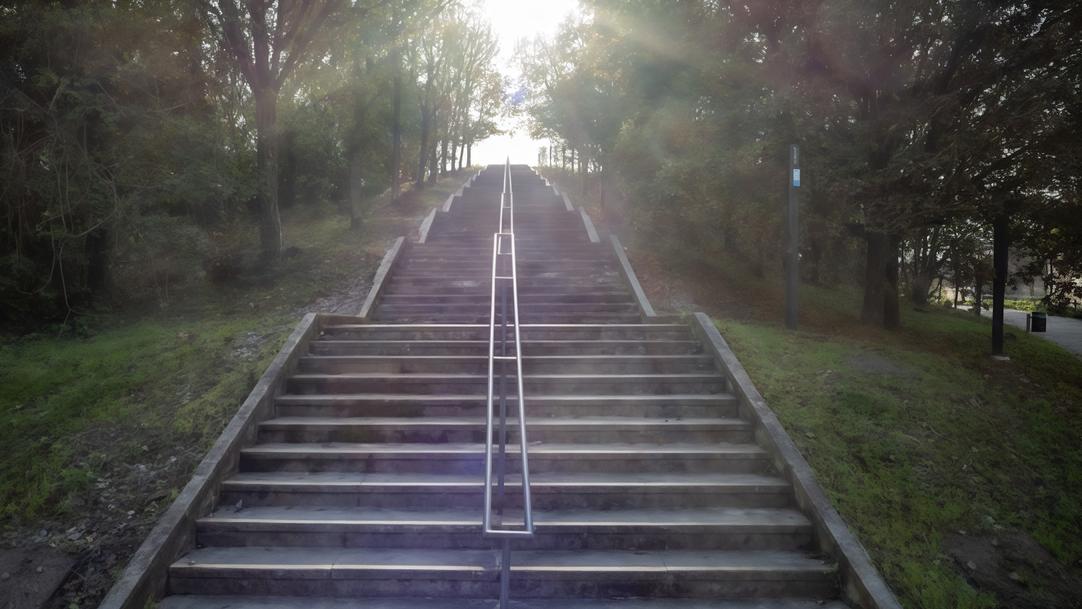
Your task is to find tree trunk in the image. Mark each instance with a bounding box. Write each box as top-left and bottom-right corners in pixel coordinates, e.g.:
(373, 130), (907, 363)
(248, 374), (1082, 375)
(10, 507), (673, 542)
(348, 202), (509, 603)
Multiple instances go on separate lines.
(348, 150), (363, 230)
(973, 267), (984, 316)
(428, 113), (439, 185)
(910, 271), (932, 306)
(391, 45), (402, 202)
(953, 264), (961, 308)
(992, 213), (1009, 356)
(85, 226), (110, 296)
(467, 141), (472, 167)
(416, 108), (430, 189)
(861, 231), (888, 325)
(580, 150), (587, 195)
(278, 128), (297, 209)
(428, 133), (439, 184)
(254, 84), (282, 258)
(884, 235), (901, 329)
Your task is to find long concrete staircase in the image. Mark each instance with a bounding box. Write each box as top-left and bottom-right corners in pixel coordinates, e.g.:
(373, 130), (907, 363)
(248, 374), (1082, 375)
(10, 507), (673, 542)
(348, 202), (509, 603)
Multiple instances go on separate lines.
(130, 165), (895, 609)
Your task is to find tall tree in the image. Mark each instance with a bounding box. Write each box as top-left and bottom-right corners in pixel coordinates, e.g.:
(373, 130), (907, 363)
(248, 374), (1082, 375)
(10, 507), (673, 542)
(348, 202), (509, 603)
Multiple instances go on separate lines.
(206, 0), (343, 258)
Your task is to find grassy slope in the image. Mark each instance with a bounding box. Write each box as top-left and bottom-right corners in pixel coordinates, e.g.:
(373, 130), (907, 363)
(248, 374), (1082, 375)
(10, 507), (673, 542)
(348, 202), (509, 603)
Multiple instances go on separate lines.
(717, 292), (1082, 609)
(0, 172), (468, 525)
(542, 167), (1082, 609)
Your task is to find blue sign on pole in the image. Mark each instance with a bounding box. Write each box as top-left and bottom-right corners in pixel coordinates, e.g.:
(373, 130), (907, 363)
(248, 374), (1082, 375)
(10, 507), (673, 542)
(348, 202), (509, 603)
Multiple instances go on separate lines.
(792, 169), (801, 188)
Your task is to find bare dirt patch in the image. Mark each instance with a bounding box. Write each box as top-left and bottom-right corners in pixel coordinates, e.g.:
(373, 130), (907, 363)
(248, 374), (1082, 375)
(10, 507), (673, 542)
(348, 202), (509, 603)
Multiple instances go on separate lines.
(846, 351), (912, 377)
(0, 547), (73, 609)
(945, 531), (1082, 609)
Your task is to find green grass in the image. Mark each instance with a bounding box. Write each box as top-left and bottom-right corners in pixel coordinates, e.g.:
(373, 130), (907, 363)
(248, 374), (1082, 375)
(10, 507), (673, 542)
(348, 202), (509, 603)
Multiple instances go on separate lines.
(0, 316), (288, 519)
(713, 288), (1082, 609)
(1000, 298), (1043, 312)
(0, 171), (472, 523)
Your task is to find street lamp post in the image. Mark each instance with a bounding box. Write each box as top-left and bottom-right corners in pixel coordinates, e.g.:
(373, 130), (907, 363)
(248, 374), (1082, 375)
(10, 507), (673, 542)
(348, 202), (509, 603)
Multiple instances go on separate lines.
(786, 144), (800, 330)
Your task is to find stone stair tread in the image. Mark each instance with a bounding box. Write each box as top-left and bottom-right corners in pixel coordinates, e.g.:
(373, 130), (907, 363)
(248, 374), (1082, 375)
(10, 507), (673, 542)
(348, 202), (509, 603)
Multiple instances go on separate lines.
(171, 546), (833, 576)
(301, 354), (711, 361)
(311, 340), (695, 343)
(260, 416), (750, 429)
(323, 323), (689, 330)
(289, 373), (725, 380)
(199, 505), (810, 529)
(172, 546), (497, 572)
(242, 442), (766, 456)
(160, 598), (851, 609)
(158, 597), (497, 609)
(275, 393), (738, 404)
(223, 471), (790, 490)
(511, 550), (834, 574)
(509, 600), (851, 609)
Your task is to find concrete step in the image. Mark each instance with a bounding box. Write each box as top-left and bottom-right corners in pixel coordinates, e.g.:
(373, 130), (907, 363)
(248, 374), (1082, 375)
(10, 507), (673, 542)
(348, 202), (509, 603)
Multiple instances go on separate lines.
(297, 355), (717, 374)
(160, 597), (850, 609)
(320, 324), (693, 341)
(219, 471), (793, 509)
(387, 276), (622, 286)
(274, 393), (740, 418)
(195, 506), (813, 550)
(416, 237), (598, 245)
(383, 287), (636, 300)
(308, 340), (702, 356)
(285, 373), (728, 395)
(395, 261), (616, 271)
(372, 313), (646, 325)
(373, 303), (640, 315)
(400, 256), (605, 266)
(377, 292), (630, 300)
(396, 268), (617, 278)
(388, 268), (620, 278)
(378, 293), (633, 304)
(159, 596), (500, 609)
(168, 547), (837, 598)
(381, 290), (630, 303)
(386, 277), (625, 288)
(372, 300), (637, 312)
(429, 231), (588, 241)
(238, 442), (770, 474)
(422, 240), (591, 249)
(257, 416), (753, 444)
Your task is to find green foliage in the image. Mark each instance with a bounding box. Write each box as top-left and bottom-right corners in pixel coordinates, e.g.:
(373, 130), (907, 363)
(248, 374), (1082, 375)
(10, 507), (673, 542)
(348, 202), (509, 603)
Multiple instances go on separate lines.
(0, 1), (255, 323)
(524, 0), (1082, 322)
(1, 0), (503, 327)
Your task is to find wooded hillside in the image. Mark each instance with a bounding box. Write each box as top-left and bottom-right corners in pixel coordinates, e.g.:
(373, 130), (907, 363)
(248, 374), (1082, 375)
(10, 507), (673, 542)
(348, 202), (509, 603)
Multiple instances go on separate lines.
(1, 0), (503, 326)
(521, 1), (1082, 328)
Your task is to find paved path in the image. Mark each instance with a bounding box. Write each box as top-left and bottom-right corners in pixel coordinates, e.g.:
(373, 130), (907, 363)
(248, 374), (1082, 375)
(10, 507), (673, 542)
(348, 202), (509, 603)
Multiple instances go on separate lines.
(985, 308), (1082, 357)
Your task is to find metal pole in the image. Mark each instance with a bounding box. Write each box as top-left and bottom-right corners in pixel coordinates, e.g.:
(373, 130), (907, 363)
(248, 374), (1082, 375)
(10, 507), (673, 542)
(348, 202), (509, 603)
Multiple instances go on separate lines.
(496, 282), (508, 517)
(500, 539), (511, 609)
(786, 144), (800, 330)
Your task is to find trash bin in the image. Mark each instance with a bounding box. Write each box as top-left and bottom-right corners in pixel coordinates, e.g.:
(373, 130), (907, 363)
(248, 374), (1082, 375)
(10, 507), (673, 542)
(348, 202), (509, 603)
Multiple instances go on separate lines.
(1029, 312), (1047, 333)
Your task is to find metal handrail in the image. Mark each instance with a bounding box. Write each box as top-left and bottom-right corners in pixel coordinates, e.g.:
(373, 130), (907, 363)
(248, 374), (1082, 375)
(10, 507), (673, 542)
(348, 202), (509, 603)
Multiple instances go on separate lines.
(483, 160), (534, 609)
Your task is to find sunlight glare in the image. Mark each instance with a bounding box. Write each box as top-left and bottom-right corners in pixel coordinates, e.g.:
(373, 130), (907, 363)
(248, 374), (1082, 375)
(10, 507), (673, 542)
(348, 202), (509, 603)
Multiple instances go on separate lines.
(471, 0), (581, 166)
